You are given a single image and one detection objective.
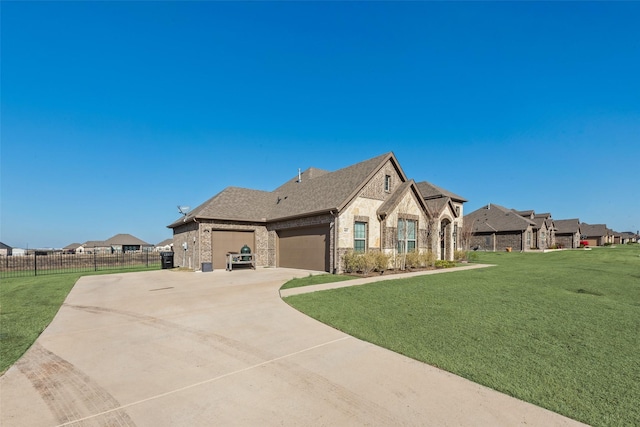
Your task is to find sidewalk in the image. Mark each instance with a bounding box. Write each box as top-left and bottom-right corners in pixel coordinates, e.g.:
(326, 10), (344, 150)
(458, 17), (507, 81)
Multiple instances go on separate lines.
(280, 263), (495, 297)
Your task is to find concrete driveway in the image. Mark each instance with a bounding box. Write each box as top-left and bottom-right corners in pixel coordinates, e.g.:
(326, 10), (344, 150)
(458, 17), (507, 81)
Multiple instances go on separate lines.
(0, 268), (586, 426)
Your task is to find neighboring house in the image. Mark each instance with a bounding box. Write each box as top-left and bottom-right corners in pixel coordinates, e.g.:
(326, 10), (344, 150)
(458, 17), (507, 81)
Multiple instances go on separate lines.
(514, 210), (554, 250)
(464, 204), (537, 252)
(77, 240), (110, 254)
(554, 219), (581, 249)
(155, 239), (173, 252)
(580, 223), (611, 246)
(63, 243), (82, 254)
(104, 234), (153, 252)
(168, 152), (451, 272)
(415, 181), (466, 258)
(615, 231), (637, 244)
(0, 242), (12, 256)
(78, 234), (152, 254)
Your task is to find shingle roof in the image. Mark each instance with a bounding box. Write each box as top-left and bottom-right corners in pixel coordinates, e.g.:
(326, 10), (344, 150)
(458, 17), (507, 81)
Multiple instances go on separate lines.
(156, 238), (173, 246)
(104, 234), (151, 246)
(554, 219), (580, 234)
(464, 204), (536, 233)
(63, 243), (82, 250)
(83, 240), (107, 247)
(580, 223), (609, 237)
(415, 181), (467, 202)
(169, 152), (398, 227)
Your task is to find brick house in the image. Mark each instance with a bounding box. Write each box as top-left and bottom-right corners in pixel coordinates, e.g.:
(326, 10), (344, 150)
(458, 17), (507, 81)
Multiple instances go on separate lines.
(168, 152), (461, 272)
(416, 181), (466, 259)
(514, 210), (555, 250)
(554, 219), (581, 249)
(464, 204), (537, 252)
(579, 223), (612, 246)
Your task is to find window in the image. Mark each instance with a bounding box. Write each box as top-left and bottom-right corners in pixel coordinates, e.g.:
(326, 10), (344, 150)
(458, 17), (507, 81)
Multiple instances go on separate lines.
(384, 175), (391, 192)
(354, 222), (367, 252)
(397, 219), (417, 253)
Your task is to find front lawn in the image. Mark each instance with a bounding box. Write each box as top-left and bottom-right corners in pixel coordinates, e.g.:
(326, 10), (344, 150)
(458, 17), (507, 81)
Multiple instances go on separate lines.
(284, 246), (640, 427)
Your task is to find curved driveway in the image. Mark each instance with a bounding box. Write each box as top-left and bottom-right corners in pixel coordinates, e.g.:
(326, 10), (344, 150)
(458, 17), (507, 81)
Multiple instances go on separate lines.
(1, 268), (586, 426)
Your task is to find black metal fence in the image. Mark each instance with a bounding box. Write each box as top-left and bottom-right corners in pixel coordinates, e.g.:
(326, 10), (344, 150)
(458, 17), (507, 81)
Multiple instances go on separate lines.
(0, 251), (162, 278)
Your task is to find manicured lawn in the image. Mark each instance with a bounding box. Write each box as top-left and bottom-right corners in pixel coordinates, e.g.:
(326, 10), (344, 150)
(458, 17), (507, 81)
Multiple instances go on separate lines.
(0, 266), (159, 374)
(280, 273), (357, 290)
(284, 246), (640, 427)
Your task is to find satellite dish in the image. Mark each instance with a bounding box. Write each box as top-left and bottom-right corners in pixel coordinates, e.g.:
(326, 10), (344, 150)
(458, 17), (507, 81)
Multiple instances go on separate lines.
(177, 205), (191, 216)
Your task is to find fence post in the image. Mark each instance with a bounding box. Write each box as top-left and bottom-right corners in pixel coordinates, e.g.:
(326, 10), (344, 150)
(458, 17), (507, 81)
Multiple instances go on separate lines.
(34, 254), (37, 276)
(94, 251), (97, 271)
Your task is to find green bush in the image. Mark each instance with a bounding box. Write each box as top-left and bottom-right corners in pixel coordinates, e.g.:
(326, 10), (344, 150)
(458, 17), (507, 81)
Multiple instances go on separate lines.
(434, 260), (456, 269)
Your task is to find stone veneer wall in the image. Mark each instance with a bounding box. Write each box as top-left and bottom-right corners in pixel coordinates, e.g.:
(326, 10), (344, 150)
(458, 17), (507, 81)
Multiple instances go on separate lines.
(469, 232), (527, 252)
(172, 220), (269, 269)
(360, 161), (404, 200)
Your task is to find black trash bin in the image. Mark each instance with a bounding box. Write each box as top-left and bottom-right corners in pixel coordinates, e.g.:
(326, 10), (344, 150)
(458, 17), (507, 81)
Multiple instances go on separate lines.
(160, 252), (174, 269)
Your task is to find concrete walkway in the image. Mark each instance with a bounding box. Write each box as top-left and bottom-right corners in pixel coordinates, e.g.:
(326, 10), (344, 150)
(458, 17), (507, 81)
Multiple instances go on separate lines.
(0, 267), (587, 426)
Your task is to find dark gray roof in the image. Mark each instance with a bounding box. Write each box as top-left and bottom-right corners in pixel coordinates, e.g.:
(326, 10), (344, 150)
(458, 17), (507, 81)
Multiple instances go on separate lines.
(554, 219), (580, 234)
(514, 210), (535, 218)
(0, 242), (13, 250)
(415, 181), (467, 202)
(580, 223), (609, 237)
(464, 203), (536, 233)
(170, 152), (399, 227)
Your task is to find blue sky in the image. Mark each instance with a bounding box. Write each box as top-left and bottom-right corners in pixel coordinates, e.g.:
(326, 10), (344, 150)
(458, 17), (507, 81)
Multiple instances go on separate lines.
(2, 1), (639, 248)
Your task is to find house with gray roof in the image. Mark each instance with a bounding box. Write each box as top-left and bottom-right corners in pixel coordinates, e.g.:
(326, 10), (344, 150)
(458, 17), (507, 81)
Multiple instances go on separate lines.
(514, 210), (555, 250)
(464, 204), (538, 252)
(553, 219), (581, 248)
(415, 181), (466, 257)
(77, 234), (152, 254)
(168, 152), (454, 272)
(579, 223), (612, 246)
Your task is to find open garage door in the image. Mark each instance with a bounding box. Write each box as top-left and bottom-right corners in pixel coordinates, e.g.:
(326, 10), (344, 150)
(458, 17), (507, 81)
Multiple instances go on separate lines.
(211, 230), (255, 270)
(278, 225), (330, 272)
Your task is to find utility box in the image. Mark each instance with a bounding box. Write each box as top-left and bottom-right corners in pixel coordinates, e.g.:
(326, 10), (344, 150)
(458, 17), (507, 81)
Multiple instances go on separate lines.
(160, 252), (174, 269)
(201, 262), (213, 272)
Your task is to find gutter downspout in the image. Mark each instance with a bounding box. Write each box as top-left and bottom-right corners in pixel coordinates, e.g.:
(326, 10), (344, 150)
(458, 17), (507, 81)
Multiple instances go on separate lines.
(331, 210), (338, 274)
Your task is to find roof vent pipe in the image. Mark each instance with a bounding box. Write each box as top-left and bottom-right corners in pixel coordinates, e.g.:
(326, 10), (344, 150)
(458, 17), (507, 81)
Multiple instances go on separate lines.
(297, 168), (301, 183)
(488, 203), (491, 210)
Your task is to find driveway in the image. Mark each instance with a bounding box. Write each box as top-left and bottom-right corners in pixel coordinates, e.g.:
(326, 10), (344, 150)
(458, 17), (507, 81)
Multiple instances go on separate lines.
(0, 268), (586, 426)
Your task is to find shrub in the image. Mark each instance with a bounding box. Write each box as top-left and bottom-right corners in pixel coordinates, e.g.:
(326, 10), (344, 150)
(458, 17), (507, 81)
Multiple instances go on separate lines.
(434, 260), (456, 269)
(421, 250), (436, 268)
(359, 251), (377, 276)
(404, 251), (423, 269)
(454, 250), (468, 262)
(373, 251), (391, 272)
(343, 251), (359, 273)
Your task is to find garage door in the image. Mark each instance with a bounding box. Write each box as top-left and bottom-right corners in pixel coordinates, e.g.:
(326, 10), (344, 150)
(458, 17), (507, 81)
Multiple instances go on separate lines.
(211, 230), (255, 270)
(278, 225), (330, 272)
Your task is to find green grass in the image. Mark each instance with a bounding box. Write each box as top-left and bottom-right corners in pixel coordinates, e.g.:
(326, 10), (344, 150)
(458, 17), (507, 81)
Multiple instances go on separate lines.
(280, 273), (357, 290)
(0, 266), (159, 373)
(284, 246), (640, 426)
